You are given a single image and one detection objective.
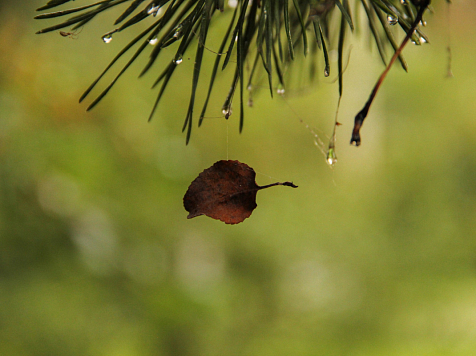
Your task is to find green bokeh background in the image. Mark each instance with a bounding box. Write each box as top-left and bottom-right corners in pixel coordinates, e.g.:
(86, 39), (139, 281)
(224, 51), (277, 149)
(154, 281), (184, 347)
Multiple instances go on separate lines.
(1, 1), (476, 355)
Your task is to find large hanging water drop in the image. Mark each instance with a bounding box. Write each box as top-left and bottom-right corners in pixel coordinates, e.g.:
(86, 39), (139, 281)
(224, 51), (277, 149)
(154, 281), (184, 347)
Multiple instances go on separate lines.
(149, 37), (158, 45)
(326, 148), (337, 166)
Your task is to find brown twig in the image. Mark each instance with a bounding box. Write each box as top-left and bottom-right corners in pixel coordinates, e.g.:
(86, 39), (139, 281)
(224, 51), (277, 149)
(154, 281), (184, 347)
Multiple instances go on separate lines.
(350, 0), (431, 146)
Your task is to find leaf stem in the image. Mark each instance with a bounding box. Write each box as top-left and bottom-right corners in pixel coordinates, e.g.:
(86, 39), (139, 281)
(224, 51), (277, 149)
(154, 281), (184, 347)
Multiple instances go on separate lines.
(258, 182), (298, 189)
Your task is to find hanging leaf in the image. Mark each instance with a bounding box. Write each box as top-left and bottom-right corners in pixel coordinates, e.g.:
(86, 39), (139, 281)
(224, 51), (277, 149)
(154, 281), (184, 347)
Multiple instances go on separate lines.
(183, 160), (297, 224)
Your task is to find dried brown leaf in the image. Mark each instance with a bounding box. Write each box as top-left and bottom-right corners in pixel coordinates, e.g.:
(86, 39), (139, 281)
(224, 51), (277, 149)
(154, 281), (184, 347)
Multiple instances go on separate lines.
(183, 160), (297, 224)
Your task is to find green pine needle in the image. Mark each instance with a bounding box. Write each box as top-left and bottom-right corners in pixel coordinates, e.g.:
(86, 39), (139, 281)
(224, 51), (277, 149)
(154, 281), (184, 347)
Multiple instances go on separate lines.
(35, 0), (432, 143)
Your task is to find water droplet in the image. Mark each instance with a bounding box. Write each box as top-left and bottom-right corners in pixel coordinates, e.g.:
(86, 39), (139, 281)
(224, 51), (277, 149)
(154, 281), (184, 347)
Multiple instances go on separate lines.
(247, 84), (252, 91)
(326, 147), (337, 166)
(400, 0), (407, 5)
(102, 34), (113, 43)
(222, 107), (232, 119)
(420, 37), (427, 44)
(324, 66), (330, 77)
(173, 24), (183, 38)
(174, 57), (183, 65)
(277, 86), (285, 95)
(326, 148), (337, 166)
(148, 4), (160, 16)
(420, 20), (427, 26)
(326, 156), (337, 166)
(228, 0), (238, 8)
(149, 37), (158, 45)
(387, 15), (398, 25)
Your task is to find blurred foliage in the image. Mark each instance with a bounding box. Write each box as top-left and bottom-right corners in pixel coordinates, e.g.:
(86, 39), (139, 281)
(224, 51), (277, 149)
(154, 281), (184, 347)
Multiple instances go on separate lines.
(1, 1), (476, 356)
